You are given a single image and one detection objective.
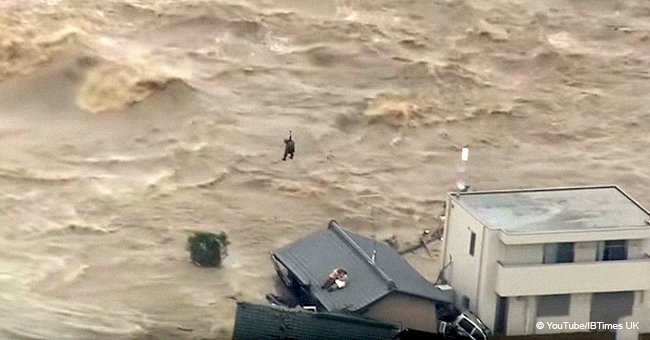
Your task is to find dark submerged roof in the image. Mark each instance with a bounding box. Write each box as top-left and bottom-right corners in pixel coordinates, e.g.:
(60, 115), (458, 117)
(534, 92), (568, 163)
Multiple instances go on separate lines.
(272, 220), (453, 312)
(233, 302), (400, 340)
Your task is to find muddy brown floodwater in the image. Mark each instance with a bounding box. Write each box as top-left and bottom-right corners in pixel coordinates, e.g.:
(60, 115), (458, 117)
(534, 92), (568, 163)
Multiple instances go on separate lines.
(1, 0), (649, 338)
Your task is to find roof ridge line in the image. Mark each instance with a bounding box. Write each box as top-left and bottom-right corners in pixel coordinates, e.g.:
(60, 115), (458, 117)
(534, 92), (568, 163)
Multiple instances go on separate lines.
(328, 220), (397, 290)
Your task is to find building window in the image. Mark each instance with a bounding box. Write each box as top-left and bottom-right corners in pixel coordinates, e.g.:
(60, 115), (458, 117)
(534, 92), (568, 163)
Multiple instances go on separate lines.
(591, 291), (634, 324)
(537, 294), (571, 317)
(462, 295), (471, 309)
(469, 232), (476, 256)
(597, 240), (627, 261)
(494, 296), (508, 335)
(543, 243), (574, 263)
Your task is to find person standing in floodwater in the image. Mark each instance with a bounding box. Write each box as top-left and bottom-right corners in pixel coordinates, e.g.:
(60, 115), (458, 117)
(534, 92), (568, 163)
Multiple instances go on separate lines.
(283, 130), (295, 161)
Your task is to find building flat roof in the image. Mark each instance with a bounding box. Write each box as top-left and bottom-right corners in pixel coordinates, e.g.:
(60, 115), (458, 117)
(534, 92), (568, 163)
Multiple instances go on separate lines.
(452, 185), (650, 234)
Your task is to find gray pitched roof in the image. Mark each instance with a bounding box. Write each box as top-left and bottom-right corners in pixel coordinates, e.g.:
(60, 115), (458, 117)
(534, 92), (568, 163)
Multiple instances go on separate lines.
(233, 302), (400, 340)
(272, 220), (453, 313)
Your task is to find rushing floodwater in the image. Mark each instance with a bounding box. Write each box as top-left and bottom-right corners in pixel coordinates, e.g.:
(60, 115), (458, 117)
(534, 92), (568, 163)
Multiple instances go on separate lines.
(1, 0), (649, 338)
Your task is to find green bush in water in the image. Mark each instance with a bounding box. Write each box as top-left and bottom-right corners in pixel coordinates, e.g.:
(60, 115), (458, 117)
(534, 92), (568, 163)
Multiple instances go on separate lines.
(187, 231), (229, 267)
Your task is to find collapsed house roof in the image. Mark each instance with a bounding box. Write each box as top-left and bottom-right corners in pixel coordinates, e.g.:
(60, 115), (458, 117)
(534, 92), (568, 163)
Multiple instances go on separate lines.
(272, 220), (453, 313)
(233, 302), (401, 340)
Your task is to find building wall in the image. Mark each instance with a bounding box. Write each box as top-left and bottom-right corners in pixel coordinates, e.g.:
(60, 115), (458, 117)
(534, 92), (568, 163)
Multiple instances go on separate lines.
(494, 241), (592, 335)
(475, 235), (650, 336)
(503, 291), (641, 336)
(643, 238), (650, 256)
(497, 239), (646, 266)
(635, 236), (650, 339)
(574, 242), (597, 262)
(472, 229), (548, 332)
(476, 235), (561, 334)
(495, 255), (650, 297)
(628, 239), (647, 259)
(475, 229), (504, 329)
(505, 296), (535, 335)
(500, 243), (543, 265)
(619, 302), (650, 340)
(363, 293), (438, 332)
(444, 193), (650, 337)
(442, 196), (487, 311)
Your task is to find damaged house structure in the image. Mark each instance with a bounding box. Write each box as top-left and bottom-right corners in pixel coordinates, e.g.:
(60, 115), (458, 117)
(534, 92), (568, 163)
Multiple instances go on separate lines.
(232, 302), (402, 340)
(271, 220), (455, 333)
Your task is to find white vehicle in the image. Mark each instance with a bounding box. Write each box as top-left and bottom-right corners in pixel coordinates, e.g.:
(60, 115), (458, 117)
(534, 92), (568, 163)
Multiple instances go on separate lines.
(439, 310), (492, 340)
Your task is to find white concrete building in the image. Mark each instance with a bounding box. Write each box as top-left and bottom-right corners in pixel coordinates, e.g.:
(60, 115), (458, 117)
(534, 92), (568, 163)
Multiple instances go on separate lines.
(441, 185), (650, 338)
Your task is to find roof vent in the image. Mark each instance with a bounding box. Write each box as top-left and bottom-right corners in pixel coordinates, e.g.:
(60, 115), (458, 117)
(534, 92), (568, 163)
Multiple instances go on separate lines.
(646, 219), (650, 226)
(435, 284), (453, 291)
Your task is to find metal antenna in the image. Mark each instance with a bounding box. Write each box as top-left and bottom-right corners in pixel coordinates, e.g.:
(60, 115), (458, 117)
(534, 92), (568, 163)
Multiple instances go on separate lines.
(456, 145), (469, 192)
(371, 237), (377, 264)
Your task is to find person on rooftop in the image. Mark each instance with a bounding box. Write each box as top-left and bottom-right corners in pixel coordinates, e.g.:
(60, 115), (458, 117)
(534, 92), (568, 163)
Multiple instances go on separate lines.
(321, 267), (348, 290)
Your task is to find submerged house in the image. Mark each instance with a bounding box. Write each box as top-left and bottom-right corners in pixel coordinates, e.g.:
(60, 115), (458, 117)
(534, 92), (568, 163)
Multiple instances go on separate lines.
(441, 185), (650, 338)
(271, 220), (454, 333)
(232, 302), (402, 340)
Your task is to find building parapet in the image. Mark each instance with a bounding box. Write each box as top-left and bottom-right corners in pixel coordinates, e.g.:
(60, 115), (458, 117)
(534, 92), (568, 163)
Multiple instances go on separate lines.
(495, 258), (650, 297)
(498, 226), (650, 245)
